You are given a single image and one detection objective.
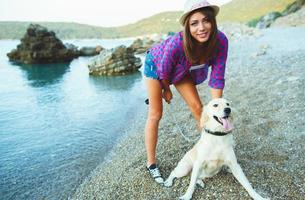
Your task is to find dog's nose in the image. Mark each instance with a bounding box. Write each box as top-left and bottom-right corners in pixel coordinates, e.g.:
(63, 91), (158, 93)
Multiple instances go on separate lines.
(224, 108), (231, 115)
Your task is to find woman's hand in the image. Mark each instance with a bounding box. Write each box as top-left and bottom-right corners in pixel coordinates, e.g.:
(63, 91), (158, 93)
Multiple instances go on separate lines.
(210, 88), (223, 99)
(162, 89), (173, 104)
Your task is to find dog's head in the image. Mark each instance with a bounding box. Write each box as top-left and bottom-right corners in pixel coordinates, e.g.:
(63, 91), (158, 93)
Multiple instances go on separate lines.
(200, 98), (234, 133)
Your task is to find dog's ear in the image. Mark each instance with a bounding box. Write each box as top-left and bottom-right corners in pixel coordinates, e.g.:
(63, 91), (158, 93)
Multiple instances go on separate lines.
(200, 106), (209, 128)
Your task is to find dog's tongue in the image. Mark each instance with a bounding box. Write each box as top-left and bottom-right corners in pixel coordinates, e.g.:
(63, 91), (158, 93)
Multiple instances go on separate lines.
(221, 118), (233, 132)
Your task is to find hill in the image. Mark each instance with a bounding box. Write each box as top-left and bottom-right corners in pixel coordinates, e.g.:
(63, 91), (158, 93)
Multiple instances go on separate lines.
(0, 21), (119, 39)
(218, 0), (295, 22)
(0, 0), (296, 39)
(114, 11), (182, 38)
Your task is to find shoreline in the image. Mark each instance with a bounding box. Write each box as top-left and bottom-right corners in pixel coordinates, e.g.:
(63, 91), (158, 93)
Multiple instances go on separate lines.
(72, 26), (305, 200)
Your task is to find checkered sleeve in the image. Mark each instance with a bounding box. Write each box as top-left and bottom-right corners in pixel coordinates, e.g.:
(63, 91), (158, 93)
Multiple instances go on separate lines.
(208, 32), (228, 89)
(156, 36), (180, 80)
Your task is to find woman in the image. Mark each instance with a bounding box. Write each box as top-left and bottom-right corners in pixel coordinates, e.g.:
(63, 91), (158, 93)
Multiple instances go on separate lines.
(144, 0), (228, 184)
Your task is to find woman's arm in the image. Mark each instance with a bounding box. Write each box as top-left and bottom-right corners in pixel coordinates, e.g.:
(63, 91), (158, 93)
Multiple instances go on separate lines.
(160, 79), (173, 103)
(160, 79), (170, 91)
(209, 31), (228, 94)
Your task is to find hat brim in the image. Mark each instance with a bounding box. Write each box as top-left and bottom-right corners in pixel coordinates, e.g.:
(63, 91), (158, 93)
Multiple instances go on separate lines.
(179, 5), (219, 25)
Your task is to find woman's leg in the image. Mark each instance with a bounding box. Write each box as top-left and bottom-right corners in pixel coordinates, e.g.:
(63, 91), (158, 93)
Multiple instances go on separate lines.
(145, 77), (163, 166)
(174, 76), (203, 127)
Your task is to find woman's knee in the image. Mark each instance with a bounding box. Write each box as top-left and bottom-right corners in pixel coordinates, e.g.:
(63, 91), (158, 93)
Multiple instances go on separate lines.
(148, 109), (163, 122)
(190, 102), (203, 116)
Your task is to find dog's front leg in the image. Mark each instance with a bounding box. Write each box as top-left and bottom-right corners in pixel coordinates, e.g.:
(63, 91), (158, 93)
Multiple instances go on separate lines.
(228, 161), (270, 200)
(164, 155), (192, 187)
(179, 161), (202, 200)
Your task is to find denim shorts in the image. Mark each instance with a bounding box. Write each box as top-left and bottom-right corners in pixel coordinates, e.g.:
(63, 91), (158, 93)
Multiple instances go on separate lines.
(144, 51), (159, 80)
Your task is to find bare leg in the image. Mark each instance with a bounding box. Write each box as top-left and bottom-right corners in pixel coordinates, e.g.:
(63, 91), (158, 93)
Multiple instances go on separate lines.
(174, 76), (203, 129)
(145, 78), (163, 166)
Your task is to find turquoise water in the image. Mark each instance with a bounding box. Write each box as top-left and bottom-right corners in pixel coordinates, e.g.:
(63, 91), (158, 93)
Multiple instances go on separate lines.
(0, 39), (147, 199)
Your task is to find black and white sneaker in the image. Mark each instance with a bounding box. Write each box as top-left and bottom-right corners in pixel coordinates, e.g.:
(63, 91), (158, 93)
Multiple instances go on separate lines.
(146, 164), (164, 184)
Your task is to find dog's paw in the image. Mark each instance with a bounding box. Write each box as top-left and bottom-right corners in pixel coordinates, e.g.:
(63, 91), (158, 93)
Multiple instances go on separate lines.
(222, 165), (232, 174)
(196, 179), (205, 188)
(227, 168), (232, 173)
(179, 194), (192, 200)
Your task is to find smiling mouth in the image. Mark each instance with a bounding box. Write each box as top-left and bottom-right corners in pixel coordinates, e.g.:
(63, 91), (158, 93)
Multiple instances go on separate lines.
(213, 115), (227, 125)
(198, 32), (208, 37)
(213, 115), (233, 132)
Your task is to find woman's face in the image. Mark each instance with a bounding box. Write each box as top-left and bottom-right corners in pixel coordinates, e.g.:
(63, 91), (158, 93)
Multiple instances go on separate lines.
(188, 11), (212, 44)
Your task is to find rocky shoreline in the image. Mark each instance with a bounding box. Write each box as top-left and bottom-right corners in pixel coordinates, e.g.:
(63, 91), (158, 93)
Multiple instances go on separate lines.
(72, 25), (305, 200)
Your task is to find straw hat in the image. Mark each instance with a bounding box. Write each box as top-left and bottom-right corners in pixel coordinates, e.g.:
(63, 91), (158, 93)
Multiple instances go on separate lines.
(179, 0), (219, 25)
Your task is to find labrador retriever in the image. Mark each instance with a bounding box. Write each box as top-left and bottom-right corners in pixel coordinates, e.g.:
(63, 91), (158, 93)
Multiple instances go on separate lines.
(164, 98), (269, 200)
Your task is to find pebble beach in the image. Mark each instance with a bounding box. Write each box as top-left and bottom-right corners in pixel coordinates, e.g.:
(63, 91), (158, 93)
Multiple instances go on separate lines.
(72, 22), (305, 200)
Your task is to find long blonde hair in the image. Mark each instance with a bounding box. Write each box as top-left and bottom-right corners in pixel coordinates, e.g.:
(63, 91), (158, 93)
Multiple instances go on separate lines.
(183, 7), (218, 64)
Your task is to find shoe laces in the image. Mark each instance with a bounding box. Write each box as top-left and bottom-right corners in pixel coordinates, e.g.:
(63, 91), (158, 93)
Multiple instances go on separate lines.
(150, 168), (161, 178)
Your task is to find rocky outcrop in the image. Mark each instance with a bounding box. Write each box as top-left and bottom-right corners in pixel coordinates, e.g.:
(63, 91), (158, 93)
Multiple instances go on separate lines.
(129, 38), (158, 54)
(88, 45), (141, 76)
(256, 0), (305, 29)
(256, 12), (282, 29)
(7, 24), (79, 64)
(282, 0), (305, 15)
(272, 5), (305, 27)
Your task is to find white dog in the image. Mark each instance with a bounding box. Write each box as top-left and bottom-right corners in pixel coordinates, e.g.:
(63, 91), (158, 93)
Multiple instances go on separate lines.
(164, 98), (269, 200)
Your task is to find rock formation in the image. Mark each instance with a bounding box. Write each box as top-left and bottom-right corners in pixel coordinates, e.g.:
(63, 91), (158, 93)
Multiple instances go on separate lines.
(88, 45), (142, 76)
(256, 12), (283, 29)
(129, 38), (158, 54)
(7, 24), (79, 64)
(256, 0), (305, 29)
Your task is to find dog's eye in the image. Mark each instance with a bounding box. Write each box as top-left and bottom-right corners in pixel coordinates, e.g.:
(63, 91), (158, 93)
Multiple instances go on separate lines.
(226, 103), (230, 106)
(213, 104), (218, 107)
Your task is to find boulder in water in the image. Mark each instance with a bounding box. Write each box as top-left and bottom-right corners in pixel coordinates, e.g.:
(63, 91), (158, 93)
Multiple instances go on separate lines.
(88, 45), (142, 76)
(129, 37), (159, 54)
(7, 24), (79, 64)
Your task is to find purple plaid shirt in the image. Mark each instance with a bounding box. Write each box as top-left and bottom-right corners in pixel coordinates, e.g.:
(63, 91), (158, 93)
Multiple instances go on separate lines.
(149, 30), (228, 89)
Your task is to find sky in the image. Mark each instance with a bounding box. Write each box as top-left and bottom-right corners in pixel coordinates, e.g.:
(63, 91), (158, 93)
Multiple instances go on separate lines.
(0, 0), (232, 27)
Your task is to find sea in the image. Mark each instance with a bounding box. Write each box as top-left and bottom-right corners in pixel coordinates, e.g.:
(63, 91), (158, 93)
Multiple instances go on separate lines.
(0, 38), (147, 200)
